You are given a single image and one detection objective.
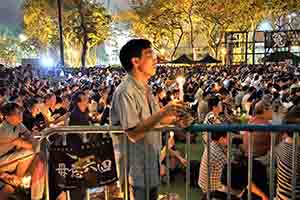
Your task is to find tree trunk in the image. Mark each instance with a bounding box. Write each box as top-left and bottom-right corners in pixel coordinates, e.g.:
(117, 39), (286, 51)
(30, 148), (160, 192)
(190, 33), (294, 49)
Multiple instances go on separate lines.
(215, 47), (218, 58)
(171, 28), (184, 60)
(252, 23), (257, 65)
(81, 35), (88, 67)
(78, 0), (88, 67)
(189, 16), (195, 60)
(188, 2), (194, 60)
(214, 30), (224, 60)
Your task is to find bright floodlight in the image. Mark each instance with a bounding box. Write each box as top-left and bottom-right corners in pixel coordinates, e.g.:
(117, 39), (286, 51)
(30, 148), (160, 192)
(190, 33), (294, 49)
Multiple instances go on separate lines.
(289, 12), (297, 18)
(41, 57), (54, 67)
(19, 34), (27, 42)
(258, 20), (273, 31)
(59, 70), (65, 77)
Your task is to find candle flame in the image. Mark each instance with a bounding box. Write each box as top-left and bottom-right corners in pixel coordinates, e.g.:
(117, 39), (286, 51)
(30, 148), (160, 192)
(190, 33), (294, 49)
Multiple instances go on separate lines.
(21, 176), (31, 188)
(176, 76), (185, 86)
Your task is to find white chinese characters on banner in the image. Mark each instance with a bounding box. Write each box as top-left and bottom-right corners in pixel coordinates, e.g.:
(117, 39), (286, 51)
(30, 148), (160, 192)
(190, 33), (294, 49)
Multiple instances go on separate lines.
(272, 32), (287, 48)
(56, 160), (113, 179)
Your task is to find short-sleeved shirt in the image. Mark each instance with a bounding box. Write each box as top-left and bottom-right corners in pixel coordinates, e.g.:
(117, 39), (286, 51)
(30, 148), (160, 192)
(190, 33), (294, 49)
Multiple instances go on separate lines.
(111, 75), (161, 188)
(199, 140), (227, 192)
(23, 110), (47, 131)
(276, 142), (300, 200)
(0, 121), (31, 157)
(242, 117), (270, 157)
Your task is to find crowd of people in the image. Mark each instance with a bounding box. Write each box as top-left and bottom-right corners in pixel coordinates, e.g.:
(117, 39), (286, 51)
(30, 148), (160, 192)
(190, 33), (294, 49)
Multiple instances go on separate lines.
(0, 38), (299, 200)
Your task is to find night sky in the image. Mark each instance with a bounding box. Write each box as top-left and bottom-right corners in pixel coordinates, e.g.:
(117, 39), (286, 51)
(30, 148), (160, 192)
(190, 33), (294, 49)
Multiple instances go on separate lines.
(0, 0), (22, 28)
(0, 0), (130, 31)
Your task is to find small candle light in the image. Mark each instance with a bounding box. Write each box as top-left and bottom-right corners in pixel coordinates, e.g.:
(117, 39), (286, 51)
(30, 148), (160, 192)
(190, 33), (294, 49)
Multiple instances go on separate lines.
(21, 176), (31, 188)
(170, 131), (174, 137)
(176, 76), (185, 101)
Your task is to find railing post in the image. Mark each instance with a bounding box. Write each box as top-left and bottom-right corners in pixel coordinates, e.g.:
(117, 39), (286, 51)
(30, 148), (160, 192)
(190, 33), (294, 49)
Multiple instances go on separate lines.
(292, 132), (298, 200)
(105, 186), (109, 200)
(226, 132), (232, 200)
(185, 131), (191, 200)
(247, 133), (253, 200)
(66, 191), (71, 200)
(123, 133), (129, 200)
(85, 189), (90, 200)
(144, 140), (150, 200)
(207, 132), (212, 200)
(269, 133), (276, 200)
(45, 140), (50, 200)
(166, 131), (171, 196)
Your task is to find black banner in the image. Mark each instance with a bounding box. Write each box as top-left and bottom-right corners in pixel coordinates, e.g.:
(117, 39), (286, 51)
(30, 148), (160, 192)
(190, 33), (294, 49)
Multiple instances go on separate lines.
(265, 30), (300, 49)
(49, 134), (118, 189)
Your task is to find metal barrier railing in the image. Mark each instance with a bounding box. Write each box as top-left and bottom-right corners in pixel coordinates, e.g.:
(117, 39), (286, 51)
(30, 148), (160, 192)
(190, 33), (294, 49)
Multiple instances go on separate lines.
(40, 124), (300, 200)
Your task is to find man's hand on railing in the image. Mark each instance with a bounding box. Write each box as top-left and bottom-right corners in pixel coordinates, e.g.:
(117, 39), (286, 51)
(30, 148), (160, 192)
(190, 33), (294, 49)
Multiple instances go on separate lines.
(175, 114), (194, 128)
(12, 138), (33, 150)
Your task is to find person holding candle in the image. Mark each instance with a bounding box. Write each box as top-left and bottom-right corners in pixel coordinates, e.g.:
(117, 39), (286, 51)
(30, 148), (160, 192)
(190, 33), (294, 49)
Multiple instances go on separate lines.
(111, 39), (193, 200)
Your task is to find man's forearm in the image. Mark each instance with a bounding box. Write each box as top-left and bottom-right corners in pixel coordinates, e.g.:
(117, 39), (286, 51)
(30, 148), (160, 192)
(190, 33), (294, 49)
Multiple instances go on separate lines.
(12, 138), (33, 150)
(127, 109), (165, 143)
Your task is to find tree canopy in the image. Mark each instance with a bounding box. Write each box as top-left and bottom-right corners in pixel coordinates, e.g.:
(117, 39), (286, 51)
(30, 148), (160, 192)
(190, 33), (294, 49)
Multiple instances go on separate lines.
(118, 0), (299, 60)
(23, 0), (112, 67)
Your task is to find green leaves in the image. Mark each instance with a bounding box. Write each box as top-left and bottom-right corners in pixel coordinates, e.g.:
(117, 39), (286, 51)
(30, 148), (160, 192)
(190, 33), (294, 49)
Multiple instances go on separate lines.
(23, 0), (112, 67)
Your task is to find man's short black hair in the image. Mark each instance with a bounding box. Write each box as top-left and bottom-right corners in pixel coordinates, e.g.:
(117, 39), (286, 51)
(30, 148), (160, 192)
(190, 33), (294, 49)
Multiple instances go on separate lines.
(1, 103), (21, 117)
(211, 132), (227, 141)
(44, 93), (55, 102)
(0, 88), (7, 97)
(119, 39), (152, 72)
(71, 91), (85, 105)
(248, 86), (256, 93)
(25, 98), (38, 111)
(207, 96), (220, 111)
(283, 105), (300, 137)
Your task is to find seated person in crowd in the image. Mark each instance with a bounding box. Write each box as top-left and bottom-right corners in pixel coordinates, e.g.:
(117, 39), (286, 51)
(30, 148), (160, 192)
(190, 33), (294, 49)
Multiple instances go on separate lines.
(202, 162), (268, 200)
(99, 94), (112, 125)
(40, 93), (57, 125)
(69, 91), (91, 126)
(160, 132), (188, 183)
(0, 103), (39, 199)
(23, 98), (47, 132)
(51, 95), (71, 126)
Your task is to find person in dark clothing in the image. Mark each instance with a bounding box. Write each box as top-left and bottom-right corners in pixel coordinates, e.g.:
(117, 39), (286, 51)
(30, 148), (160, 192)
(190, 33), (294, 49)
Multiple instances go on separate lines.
(69, 91), (90, 126)
(52, 95), (70, 123)
(50, 91), (91, 200)
(100, 95), (111, 125)
(202, 162), (268, 200)
(23, 98), (47, 132)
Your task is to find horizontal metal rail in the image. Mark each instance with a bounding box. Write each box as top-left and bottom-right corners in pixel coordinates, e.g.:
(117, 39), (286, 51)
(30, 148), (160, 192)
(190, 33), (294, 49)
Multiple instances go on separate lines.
(40, 124), (300, 137)
(40, 124), (300, 200)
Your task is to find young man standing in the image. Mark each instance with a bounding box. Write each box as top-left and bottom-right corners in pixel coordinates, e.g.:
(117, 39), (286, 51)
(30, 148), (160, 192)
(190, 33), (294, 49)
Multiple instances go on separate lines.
(111, 39), (191, 200)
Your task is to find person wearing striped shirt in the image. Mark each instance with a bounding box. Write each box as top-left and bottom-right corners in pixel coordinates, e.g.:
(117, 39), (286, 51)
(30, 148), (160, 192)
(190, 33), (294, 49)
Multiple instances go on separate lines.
(275, 105), (300, 200)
